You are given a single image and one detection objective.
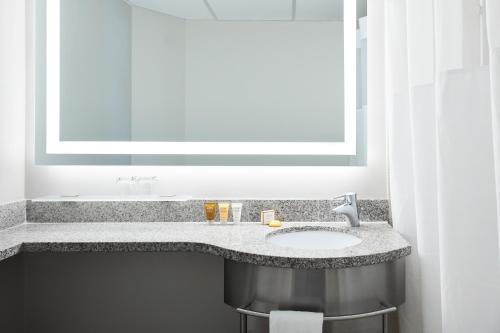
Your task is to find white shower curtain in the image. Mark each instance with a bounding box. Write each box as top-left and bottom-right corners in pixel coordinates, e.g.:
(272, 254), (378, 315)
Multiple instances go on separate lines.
(385, 0), (500, 332)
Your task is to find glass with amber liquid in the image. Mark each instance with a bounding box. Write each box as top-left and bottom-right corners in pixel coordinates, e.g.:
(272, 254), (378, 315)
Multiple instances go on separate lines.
(204, 202), (217, 223)
(218, 202), (230, 224)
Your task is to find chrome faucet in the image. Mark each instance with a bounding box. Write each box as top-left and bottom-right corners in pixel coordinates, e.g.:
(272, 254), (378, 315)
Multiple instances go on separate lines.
(333, 192), (360, 227)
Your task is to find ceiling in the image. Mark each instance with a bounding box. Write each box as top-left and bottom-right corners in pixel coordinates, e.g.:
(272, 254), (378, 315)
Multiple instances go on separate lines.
(126, 0), (367, 21)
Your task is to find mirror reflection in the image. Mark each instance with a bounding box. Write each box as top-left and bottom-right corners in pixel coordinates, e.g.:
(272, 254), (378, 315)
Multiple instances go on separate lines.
(36, 0), (368, 165)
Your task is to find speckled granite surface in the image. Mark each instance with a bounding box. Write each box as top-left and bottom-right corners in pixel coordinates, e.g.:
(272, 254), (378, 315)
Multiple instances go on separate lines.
(0, 201), (26, 231)
(0, 222), (410, 269)
(27, 200), (391, 223)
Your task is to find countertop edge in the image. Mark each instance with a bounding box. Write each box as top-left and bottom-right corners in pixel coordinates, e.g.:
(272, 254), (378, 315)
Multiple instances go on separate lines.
(0, 243), (23, 262)
(2, 239), (411, 269)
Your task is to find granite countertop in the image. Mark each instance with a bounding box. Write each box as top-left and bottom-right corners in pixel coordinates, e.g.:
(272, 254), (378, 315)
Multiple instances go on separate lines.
(0, 222), (411, 269)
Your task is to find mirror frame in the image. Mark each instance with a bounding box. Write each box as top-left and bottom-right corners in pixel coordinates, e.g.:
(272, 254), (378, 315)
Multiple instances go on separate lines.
(45, 0), (357, 156)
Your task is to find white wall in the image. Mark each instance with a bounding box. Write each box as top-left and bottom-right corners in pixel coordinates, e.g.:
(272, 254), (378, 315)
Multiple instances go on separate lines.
(184, 21), (344, 142)
(0, 0), (26, 203)
(131, 7), (186, 142)
(25, 0), (387, 200)
(118, 16), (345, 144)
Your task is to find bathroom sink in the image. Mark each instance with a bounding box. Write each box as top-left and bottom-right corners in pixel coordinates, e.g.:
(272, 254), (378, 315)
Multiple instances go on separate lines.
(227, 227), (405, 323)
(267, 229), (362, 250)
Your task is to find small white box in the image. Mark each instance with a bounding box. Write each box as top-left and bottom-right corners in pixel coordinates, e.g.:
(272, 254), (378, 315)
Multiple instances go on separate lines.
(261, 210), (276, 225)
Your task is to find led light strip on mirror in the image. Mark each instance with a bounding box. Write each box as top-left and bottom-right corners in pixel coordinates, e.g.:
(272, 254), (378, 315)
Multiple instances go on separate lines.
(46, 0), (357, 156)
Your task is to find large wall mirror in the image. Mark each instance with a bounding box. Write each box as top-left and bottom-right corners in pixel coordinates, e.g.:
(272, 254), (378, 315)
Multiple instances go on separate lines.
(35, 0), (368, 165)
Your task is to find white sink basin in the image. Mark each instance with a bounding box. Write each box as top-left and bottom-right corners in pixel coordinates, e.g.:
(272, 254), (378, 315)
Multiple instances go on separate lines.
(267, 229), (362, 250)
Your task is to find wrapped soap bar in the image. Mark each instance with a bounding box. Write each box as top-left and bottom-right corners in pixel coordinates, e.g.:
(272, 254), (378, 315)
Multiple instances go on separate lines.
(268, 220), (282, 228)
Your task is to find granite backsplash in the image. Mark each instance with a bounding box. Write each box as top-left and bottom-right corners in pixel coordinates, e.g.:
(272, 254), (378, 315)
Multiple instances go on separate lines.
(26, 199), (391, 223)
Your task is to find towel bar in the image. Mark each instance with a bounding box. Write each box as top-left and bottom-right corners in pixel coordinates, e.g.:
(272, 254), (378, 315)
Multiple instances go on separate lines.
(236, 304), (396, 333)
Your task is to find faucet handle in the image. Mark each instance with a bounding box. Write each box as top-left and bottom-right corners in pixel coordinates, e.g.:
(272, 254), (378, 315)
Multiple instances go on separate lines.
(333, 192), (357, 204)
(333, 194), (347, 203)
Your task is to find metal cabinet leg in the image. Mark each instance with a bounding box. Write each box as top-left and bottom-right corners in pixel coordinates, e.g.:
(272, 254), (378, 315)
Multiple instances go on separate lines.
(382, 313), (389, 333)
(240, 313), (247, 333)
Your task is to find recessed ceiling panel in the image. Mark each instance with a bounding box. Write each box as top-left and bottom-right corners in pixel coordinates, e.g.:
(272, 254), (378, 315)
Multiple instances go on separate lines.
(127, 0), (213, 19)
(209, 0), (293, 21)
(296, 0), (343, 21)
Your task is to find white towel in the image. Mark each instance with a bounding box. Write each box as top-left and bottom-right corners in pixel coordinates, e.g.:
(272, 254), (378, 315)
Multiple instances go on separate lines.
(269, 310), (324, 333)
